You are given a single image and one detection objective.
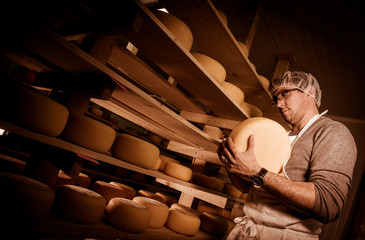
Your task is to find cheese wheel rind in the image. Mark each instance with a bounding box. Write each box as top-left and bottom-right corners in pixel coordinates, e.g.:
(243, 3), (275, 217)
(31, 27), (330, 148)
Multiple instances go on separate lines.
(154, 11), (193, 51)
(165, 208), (201, 236)
(200, 212), (229, 237)
(192, 173), (225, 192)
(163, 162), (193, 181)
(133, 196), (169, 228)
(191, 52), (226, 85)
(61, 112), (116, 153)
(91, 181), (129, 204)
(0, 82), (69, 137)
(223, 183), (242, 198)
(55, 185), (106, 224)
(105, 197), (151, 233)
(229, 117), (291, 173)
(111, 134), (160, 169)
(240, 102), (263, 118)
(109, 181), (136, 200)
(221, 82), (245, 104)
(0, 172), (55, 226)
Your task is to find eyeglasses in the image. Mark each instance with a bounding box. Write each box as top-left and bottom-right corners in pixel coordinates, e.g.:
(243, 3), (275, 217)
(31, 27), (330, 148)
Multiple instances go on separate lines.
(270, 88), (302, 107)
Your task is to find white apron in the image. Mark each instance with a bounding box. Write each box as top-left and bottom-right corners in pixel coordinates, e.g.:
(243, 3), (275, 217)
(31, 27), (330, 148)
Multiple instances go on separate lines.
(227, 111), (327, 240)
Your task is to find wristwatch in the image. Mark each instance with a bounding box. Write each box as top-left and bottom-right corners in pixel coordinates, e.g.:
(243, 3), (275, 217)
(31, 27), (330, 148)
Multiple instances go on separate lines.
(251, 168), (268, 188)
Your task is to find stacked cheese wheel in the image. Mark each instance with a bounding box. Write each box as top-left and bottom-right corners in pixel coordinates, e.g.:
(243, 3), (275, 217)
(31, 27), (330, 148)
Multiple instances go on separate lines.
(163, 161), (193, 181)
(191, 52), (227, 85)
(166, 203), (201, 236)
(133, 196), (169, 228)
(137, 190), (164, 203)
(111, 134), (160, 169)
(0, 82), (69, 137)
(229, 117), (291, 173)
(91, 181), (131, 204)
(0, 172), (55, 227)
(200, 212), (230, 238)
(61, 112), (116, 153)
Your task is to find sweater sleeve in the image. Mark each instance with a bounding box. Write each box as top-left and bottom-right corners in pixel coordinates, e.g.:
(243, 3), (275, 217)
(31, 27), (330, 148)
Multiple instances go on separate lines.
(309, 121), (357, 223)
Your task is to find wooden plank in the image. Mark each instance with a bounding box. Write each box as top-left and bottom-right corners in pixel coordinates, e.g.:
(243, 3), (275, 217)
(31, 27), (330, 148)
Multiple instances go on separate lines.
(108, 44), (206, 114)
(111, 87), (219, 152)
(180, 110), (241, 130)
(121, 0), (249, 120)
(167, 141), (222, 166)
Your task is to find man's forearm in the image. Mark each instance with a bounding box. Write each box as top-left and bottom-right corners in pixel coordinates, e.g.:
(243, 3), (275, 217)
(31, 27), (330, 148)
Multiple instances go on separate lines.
(262, 172), (316, 214)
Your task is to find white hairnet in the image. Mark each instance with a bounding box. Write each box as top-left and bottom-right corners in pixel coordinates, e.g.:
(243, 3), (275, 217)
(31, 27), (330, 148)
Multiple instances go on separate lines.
(269, 71), (322, 107)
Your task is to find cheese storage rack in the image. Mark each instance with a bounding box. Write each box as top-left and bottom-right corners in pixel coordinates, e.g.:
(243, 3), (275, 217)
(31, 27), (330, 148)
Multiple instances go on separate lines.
(0, 0), (283, 238)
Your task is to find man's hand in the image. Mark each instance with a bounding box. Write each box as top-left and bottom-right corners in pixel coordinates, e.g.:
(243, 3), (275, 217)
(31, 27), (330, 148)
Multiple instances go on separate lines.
(217, 135), (261, 182)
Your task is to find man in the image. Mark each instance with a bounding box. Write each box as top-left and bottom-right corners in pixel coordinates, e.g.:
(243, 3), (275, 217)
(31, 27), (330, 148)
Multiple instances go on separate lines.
(218, 71), (357, 239)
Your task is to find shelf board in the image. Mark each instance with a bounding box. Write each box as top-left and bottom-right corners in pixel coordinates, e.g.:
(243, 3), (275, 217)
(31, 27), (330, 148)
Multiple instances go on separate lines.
(29, 215), (219, 240)
(121, 0), (250, 121)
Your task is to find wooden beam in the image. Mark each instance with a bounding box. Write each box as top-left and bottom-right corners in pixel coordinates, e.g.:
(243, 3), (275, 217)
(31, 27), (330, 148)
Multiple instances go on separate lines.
(180, 110), (241, 130)
(244, 2), (262, 50)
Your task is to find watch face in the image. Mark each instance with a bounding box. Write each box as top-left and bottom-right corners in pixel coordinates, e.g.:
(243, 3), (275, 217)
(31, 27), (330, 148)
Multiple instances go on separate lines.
(253, 175), (264, 187)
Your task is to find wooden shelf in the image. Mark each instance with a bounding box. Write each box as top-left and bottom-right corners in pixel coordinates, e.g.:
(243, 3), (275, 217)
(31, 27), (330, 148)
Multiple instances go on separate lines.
(0, 120), (244, 207)
(28, 215), (220, 240)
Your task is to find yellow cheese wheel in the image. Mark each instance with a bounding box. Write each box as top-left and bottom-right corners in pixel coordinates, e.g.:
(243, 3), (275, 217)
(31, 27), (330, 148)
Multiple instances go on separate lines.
(170, 203), (200, 217)
(240, 101), (263, 118)
(165, 208), (201, 236)
(200, 212), (229, 238)
(217, 9), (228, 25)
(229, 117), (291, 173)
(55, 185), (106, 224)
(91, 181), (129, 204)
(163, 162), (192, 181)
(221, 82), (245, 104)
(0, 82), (69, 137)
(192, 173), (225, 192)
(154, 10), (193, 51)
(258, 75), (270, 91)
(109, 181), (136, 200)
(88, 106), (103, 117)
(152, 157), (162, 171)
(71, 172), (91, 189)
(61, 112), (116, 153)
(111, 134), (160, 169)
(133, 196), (169, 228)
(237, 41), (249, 58)
(105, 197), (151, 233)
(191, 52), (226, 85)
(196, 201), (218, 216)
(223, 183), (242, 198)
(137, 189), (164, 203)
(0, 172), (55, 227)
(158, 155), (180, 171)
(53, 170), (74, 190)
(155, 192), (178, 207)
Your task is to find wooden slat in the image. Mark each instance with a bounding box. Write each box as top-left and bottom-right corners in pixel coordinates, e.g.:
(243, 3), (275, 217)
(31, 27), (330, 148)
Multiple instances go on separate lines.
(108, 45), (206, 114)
(167, 141), (222, 166)
(121, 0), (250, 120)
(180, 110), (242, 130)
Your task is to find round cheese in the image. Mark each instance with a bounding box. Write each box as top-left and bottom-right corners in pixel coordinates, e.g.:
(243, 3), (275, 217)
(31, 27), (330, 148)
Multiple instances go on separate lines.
(88, 106), (103, 117)
(91, 181), (129, 204)
(137, 190), (164, 203)
(159, 155), (180, 171)
(200, 212), (229, 238)
(240, 101), (263, 118)
(223, 183), (242, 198)
(133, 196), (169, 228)
(217, 9), (228, 25)
(54, 170), (74, 190)
(163, 162), (192, 181)
(191, 52), (226, 85)
(152, 157), (162, 171)
(71, 172), (91, 189)
(155, 192), (178, 207)
(154, 10), (193, 51)
(192, 173), (225, 192)
(196, 201), (217, 216)
(111, 134), (160, 169)
(258, 75), (270, 91)
(61, 112), (116, 153)
(0, 154), (26, 175)
(170, 203), (200, 217)
(0, 82), (69, 137)
(0, 172), (55, 226)
(237, 41), (249, 58)
(221, 82), (245, 104)
(105, 197), (151, 233)
(109, 181), (136, 200)
(165, 208), (201, 236)
(55, 185), (106, 224)
(229, 117), (291, 173)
